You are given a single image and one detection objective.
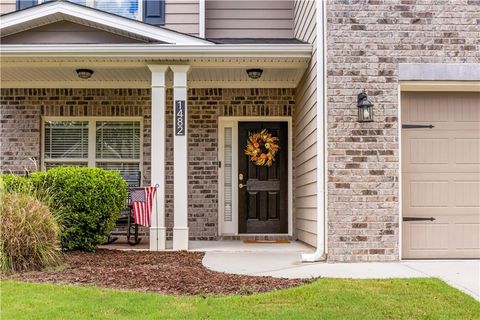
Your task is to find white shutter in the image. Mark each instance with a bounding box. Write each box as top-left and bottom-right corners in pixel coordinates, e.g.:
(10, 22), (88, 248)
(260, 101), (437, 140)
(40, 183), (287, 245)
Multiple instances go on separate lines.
(94, 0), (139, 19)
(44, 121), (89, 160)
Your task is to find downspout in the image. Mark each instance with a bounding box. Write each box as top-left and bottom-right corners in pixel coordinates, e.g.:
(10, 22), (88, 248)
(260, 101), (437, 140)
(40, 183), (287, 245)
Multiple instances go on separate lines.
(302, 0), (327, 262)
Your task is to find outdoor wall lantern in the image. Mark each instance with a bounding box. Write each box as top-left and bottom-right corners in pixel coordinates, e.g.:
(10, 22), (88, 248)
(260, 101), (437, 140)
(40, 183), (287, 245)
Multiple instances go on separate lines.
(246, 68), (263, 79)
(76, 69), (94, 79)
(357, 89), (374, 122)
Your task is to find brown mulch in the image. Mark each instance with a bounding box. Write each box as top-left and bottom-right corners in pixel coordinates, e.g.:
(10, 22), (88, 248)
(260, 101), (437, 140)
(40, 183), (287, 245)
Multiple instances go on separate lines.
(3, 249), (307, 295)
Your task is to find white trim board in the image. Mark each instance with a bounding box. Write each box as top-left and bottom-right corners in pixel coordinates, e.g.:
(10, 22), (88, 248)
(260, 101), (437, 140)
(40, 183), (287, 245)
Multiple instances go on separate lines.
(0, 44), (313, 58)
(218, 116), (293, 237)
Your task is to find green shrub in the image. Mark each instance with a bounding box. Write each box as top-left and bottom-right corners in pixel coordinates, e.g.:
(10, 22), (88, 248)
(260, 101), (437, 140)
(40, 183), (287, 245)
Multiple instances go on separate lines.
(0, 192), (62, 273)
(1, 174), (32, 194)
(29, 167), (128, 252)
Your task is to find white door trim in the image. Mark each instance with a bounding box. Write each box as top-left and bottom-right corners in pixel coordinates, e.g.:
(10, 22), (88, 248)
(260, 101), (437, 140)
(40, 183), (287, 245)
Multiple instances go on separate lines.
(218, 116), (293, 236)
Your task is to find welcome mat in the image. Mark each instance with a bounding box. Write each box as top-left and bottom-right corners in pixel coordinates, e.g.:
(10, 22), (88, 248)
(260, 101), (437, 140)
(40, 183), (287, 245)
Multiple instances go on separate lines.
(243, 239), (290, 244)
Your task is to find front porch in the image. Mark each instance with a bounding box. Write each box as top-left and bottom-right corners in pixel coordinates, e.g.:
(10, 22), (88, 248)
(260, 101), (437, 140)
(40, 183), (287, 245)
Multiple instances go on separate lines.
(0, 58), (310, 251)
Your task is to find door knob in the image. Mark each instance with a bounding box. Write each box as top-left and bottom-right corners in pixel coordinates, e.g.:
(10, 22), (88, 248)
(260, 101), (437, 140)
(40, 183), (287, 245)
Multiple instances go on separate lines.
(239, 183), (246, 189)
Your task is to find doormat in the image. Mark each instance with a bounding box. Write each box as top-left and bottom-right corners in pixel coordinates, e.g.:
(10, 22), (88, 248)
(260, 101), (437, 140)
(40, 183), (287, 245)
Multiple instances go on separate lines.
(243, 239), (290, 244)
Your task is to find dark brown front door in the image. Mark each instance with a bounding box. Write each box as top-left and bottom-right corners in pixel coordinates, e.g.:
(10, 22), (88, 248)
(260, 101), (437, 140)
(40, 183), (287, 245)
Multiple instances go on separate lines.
(238, 122), (288, 234)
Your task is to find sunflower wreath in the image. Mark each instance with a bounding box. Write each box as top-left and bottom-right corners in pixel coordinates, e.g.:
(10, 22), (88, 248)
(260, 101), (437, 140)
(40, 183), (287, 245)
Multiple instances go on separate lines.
(244, 129), (280, 167)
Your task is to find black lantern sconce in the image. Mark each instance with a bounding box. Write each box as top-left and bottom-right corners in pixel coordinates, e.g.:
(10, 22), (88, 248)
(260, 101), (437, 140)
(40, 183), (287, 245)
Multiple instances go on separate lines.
(357, 89), (374, 122)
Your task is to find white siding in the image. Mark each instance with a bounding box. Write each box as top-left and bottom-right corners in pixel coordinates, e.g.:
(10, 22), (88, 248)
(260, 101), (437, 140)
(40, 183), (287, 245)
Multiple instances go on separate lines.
(0, 0), (16, 15)
(293, 0), (317, 247)
(164, 0), (199, 36)
(205, 0), (294, 38)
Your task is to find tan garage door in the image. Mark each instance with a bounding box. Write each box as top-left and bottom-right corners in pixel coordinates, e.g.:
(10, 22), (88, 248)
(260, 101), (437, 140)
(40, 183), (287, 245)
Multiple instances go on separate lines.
(402, 92), (480, 259)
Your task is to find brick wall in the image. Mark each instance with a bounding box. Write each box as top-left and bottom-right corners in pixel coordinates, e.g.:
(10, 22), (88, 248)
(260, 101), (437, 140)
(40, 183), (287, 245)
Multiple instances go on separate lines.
(326, 0), (479, 261)
(1, 89), (42, 174)
(0, 88), (294, 240)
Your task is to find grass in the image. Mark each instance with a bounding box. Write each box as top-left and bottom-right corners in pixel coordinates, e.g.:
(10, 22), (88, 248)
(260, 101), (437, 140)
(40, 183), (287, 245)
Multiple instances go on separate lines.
(1, 279), (479, 319)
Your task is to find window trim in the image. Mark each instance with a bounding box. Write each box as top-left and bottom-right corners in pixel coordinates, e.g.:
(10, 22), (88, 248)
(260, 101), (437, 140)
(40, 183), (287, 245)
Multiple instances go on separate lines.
(41, 116), (144, 182)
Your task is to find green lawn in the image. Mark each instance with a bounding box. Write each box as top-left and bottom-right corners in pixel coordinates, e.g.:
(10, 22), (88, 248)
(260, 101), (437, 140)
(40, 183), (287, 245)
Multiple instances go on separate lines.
(1, 279), (479, 319)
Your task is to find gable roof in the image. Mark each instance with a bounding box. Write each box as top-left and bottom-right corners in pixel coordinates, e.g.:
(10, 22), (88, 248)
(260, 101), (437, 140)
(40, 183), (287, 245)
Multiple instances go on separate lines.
(0, 0), (213, 45)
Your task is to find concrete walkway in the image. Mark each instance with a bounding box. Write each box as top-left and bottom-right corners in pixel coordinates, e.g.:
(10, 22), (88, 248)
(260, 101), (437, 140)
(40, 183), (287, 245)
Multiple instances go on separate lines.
(202, 244), (480, 300)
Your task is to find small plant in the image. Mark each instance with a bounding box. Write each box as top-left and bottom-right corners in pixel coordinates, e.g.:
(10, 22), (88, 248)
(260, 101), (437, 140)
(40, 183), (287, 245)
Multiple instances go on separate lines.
(29, 167), (128, 252)
(0, 191), (61, 273)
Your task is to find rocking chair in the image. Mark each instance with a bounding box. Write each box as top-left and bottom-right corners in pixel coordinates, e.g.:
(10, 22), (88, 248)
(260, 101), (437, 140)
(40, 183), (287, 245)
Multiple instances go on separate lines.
(106, 172), (142, 245)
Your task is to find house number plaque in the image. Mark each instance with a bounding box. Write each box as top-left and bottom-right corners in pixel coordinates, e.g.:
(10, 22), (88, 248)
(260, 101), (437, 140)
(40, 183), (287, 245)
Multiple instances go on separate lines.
(175, 100), (186, 136)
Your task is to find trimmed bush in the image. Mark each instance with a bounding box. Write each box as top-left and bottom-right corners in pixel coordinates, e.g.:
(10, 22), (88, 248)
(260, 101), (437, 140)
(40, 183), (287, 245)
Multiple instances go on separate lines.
(0, 192), (61, 273)
(29, 167), (128, 252)
(1, 174), (32, 194)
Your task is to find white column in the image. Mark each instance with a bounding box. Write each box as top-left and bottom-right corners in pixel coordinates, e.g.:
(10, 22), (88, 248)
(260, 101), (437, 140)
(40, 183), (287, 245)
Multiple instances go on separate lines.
(170, 65), (191, 250)
(148, 65), (168, 251)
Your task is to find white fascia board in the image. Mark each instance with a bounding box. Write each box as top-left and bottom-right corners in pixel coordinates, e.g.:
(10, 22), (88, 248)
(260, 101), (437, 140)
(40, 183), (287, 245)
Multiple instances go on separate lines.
(0, 1), (212, 45)
(0, 44), (313, 59)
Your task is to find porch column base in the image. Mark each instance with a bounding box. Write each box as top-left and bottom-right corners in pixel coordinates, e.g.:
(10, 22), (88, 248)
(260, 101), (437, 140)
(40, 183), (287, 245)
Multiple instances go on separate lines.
(149, 227), (167, 251)
(173, 227), (189, 250)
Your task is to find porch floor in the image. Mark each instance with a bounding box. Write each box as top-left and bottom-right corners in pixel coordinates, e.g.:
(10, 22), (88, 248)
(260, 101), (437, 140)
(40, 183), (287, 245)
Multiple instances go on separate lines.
(98, 239), (314, 253)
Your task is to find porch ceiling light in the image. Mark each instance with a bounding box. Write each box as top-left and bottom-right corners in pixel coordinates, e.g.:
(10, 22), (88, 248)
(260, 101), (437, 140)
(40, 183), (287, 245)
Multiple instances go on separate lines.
(357, 89), (374, 122)
(76, 69), (94, 80)
(246, 68), (263, 79)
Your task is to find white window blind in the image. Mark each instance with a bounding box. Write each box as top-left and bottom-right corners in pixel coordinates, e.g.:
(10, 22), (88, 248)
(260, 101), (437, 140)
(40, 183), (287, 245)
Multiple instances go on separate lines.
(43, 119), (142, 186)
(44, 121), (89, 161)
(224, 127), (233, 222)
(95, 121), (140, 160)
(95, 121), (141, 186)
(94, 0), (139, 20)
(44, 0), (87, 4)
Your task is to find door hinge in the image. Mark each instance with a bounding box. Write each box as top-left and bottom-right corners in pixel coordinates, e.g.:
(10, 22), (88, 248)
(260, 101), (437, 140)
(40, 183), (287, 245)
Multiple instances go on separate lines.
(218, 161), (221, 168)
(403, 217), (436, 222)
(402, 124), (435, 129)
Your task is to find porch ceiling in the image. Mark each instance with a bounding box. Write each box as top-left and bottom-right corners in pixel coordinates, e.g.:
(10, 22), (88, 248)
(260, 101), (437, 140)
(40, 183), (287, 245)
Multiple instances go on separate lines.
(0, 58), (309, 89)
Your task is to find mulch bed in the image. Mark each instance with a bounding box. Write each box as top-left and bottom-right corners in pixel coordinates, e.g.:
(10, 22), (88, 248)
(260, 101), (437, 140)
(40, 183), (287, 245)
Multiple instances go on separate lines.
(3, 249), (307, 295)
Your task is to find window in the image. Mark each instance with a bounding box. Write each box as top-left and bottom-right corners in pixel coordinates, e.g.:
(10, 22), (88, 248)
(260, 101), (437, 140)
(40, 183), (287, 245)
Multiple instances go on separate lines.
(43, 118), (142, 185)
(94, 0), (139, 20)
(18, 0), (86, 9)
(17, 1), (165, 25)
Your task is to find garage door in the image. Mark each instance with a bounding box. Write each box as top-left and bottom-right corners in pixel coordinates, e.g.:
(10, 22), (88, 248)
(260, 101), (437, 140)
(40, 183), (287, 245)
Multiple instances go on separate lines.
(402, 92), (480, 259)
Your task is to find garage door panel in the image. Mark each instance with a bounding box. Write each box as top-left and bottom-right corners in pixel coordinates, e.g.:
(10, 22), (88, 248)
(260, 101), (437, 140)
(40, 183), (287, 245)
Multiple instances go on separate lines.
(403, 216), (480, 259)
(455, 138), (480, 164)
(402, 92), (480, 259)
(455, 181), (480, 207)
(403, 173), (480, 216)
(403, 133), (480, 173)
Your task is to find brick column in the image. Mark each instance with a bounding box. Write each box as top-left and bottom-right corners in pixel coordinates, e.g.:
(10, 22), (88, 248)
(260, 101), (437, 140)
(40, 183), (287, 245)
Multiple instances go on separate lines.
(148, 65), (168, 250)
(171, 65), (191, 250)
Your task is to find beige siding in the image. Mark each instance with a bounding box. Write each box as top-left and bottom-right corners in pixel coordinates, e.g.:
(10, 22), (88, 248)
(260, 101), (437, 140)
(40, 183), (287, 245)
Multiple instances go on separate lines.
(1, 21), (147, 44)
(293, 0), (317, 247)
(205, 0), (294, 38)
(0, 1), (200, 37)
(164, 0), (199, 36)
(0, 1), (16, 15)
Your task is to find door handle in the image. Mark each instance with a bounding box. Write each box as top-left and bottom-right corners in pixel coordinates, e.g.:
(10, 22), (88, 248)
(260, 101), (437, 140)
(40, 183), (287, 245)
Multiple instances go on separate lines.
(239, 183), (246, 189)
(403, 217), (436, 221)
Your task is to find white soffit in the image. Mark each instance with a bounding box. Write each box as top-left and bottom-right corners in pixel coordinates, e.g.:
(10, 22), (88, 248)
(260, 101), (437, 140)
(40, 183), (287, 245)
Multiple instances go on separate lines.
(0, 65), (306, 88)
(0, 1), (212, 45)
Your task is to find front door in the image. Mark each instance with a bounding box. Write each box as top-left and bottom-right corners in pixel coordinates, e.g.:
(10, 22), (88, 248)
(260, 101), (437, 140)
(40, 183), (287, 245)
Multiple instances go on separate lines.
(238, 122), (288, 233)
